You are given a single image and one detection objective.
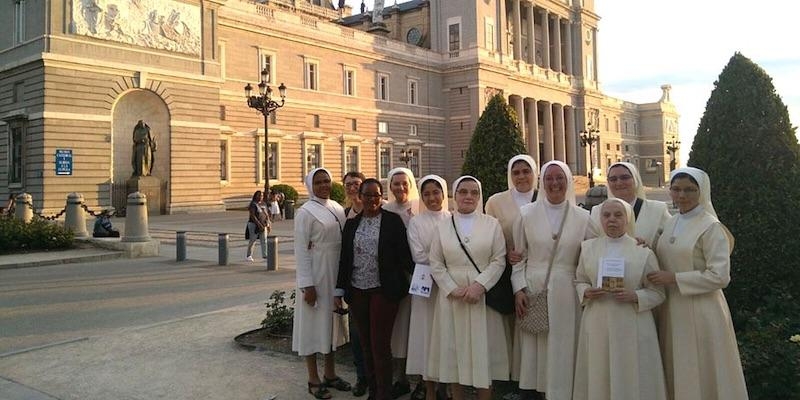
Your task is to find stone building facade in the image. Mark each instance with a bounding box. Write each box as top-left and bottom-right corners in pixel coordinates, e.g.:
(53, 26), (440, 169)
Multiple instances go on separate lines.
(0, 0), (678, 214)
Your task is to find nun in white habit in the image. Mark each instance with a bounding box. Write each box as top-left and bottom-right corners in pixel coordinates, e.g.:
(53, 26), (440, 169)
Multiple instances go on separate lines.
(510, 160), (598, 400)
(405, 175), (450, 399)
(590, 162), (671, 246)
(383, 167), (420, 394)
(292, 167), (351, 398)
(428, 176), (509, 400)
(648, 167), (747, 400)
(573, 198), (667, 400)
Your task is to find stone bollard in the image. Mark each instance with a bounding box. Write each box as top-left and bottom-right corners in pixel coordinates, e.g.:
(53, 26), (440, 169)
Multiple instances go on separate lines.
(14, 193), (33, 223)
(266, 236), (278, 271)
(176, 231), (187, 261)
(64, 193), (89, 238)
(122, 192), (151, 242)
(218, 233), (229, 266)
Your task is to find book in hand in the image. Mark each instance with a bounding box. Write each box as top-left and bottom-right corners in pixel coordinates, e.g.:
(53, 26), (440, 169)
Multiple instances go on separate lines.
(409, 263), (433, 297)
(597, 257), (625, 291)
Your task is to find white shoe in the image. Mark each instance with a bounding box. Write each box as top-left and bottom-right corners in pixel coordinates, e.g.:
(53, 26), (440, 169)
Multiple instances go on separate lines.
(246, 256), (254, 262)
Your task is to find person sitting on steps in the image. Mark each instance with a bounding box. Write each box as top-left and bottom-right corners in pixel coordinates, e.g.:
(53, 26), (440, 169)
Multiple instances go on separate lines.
(93, 207), (120, 238)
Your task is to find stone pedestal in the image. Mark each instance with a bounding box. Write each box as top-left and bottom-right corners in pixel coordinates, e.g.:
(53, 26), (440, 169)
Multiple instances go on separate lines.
(127, 176), (161, 215)
(64, 192), (89, 238)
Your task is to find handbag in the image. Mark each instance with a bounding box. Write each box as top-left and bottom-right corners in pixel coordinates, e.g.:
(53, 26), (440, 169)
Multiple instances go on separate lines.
(450, 215), (514, 315)
(518, 206), (569, 335)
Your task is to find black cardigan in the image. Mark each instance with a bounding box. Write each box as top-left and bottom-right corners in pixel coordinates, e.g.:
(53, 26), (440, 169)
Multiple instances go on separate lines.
(337, 209), (414, 303)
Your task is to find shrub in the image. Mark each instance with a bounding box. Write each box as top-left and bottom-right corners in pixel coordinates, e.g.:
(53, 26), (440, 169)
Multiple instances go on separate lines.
(0, 216), (74, 254)
(330, 182), (345, 205)
(261, 289), (296, 336)
(270, 184), (299, 203)
(688, 52), (800, 399)
(462, 94), (528, 203)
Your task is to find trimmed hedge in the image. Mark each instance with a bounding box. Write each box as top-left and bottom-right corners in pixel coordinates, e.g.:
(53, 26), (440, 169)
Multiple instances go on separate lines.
(0, 217), (75, 254)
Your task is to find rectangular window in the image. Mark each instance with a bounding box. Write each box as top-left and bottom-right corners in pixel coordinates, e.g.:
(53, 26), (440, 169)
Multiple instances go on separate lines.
(220, 140), (228, 181)
(270, 112), (277, 125)
(407, 79), (418, 105)
(309, 114), (320, 128)
(14, 0), (25, 44)
(616, 144), (620, 151)
(379, 146), (391, 179)
(625, 145), (629, 152)
(409, 124), (418, 136)
(449, 23), (461, 51)
(12, 82), (24, 103)
(485, 18), (495, 52)
(268, 142), (278, 180)
(346, 145), (359, 173)
(606, 143), (610, 150)
(344, 69), (356, 96)
(258, 49), (277, 84)
(378, 121), (388, 134)
(306, 144), (322, 172)
(409, 148), (420, 177)
(219, 105), (226, 121)
(9, 119), (26, 185)
(378, 73), (389, 101)
(346, 118), (357, 131)
(305, 60), (319, 90)
(604, 117), (609, 132)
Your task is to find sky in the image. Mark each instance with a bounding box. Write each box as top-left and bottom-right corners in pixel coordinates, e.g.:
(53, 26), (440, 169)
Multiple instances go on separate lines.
(346, 0), (800, 164)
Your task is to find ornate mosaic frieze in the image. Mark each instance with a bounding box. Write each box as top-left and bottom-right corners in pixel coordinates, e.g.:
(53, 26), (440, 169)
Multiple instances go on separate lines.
(72, 0), (201, 56)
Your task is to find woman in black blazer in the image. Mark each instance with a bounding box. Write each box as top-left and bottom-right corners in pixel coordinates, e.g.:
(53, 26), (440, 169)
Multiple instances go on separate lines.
(335, 178), (414, 400)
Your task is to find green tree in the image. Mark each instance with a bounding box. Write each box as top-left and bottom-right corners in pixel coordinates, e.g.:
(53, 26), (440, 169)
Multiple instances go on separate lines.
(688, 52), (800, 399)
(462, 94), (528, 202)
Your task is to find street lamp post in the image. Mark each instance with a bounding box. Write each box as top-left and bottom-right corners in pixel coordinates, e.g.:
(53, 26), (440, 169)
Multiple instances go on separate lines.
(666, 136), (681, 171)
(245, 68), (286, 195)
(579, 122), (601, 188)
(399, 148), (414, 168)
(655, 161), (664, 187)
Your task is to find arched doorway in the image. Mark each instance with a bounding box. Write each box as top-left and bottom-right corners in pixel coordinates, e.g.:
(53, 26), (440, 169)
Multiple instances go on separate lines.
(111, 89), (171, 213)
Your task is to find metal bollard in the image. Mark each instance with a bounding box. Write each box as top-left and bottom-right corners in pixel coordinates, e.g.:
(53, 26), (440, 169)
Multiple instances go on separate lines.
(218, 233), (229, 266)
(266, 235), (279, 271)
(176, 231), (187, 261)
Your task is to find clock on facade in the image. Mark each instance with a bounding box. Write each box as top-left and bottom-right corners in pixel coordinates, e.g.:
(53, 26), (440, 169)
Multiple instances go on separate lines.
(406, 28), (423, 45)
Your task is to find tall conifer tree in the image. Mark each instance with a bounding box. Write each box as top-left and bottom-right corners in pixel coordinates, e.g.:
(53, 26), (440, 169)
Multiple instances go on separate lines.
(462, 94), (528, 201)
(688, 52), (800, 398)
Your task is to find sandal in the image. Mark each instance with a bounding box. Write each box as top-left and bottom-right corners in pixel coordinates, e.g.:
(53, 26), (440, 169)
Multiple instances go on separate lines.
(308, 382), (332, 400)
(323, 376), (352, 392)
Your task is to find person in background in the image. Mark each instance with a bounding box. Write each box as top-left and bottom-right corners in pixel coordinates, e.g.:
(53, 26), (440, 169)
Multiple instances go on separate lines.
(93, 207), (120, 238)
(510, 160), (597, 400)
(573, 198), (667, 400)
(427, 176), (509, 400)
(591, 162), (670, 247)
(246, 190), (270, 262)
(269, 191), (282, 221)
(342, 170), (369, 397)
(336, 178), (415, 400)
(1, 193), (15, 216)
(648, 167), (747, 400)
(406, 175), (451, 400)
(382, 167), (420, 398)
(293, 168), (351, 400)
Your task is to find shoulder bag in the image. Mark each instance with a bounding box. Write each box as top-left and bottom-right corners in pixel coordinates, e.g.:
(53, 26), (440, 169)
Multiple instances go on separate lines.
(451, 215), (515, 315)
(518, 205), (569, 335)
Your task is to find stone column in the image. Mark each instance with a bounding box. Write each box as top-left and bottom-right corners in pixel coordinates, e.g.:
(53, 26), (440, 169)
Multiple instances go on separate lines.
(554, 103), (565, 161)
(542, 102), (554, 162)
(525, 98), (540, 165)
(553, 16), (562, 73)
(64, 193), (89, 238)
(513, 0), (522, 61)
(14, 193), (33, 223)
(565, 107), (577, 171)
(527, 2), (536, 65)
(565, 20), (574, 75)
(512, 95), (526, 142)
(540, 9), (550, 70)
(122, 192), (151, 242)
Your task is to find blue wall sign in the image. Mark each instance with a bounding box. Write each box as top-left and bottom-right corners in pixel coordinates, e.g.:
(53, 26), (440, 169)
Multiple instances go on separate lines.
(56, 149), (73, 176)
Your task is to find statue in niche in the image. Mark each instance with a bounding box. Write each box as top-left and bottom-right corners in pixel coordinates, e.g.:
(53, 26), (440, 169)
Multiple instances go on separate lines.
(131, 120), (157, 177)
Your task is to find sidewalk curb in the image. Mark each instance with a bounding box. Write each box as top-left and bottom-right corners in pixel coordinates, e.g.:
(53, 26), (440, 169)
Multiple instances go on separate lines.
(0, 251), (124, 270)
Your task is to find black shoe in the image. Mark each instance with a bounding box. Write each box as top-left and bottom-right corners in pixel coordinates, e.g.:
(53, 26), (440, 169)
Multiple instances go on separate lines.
(410, 382), (426, 400)
(391, 381), (411, 399)
(352, 380), (368, 397)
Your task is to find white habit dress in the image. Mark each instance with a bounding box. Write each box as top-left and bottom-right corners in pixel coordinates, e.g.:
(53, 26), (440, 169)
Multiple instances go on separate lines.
(291, 198), (348, 356)
(510, 200), (595, 400)
(427, 212), (509, 388)
(572, 235), (667, 400)
(655, 206), (748, 400)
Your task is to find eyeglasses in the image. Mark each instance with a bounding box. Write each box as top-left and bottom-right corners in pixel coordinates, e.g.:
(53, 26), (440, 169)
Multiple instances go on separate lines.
(344, 182), (362, 187)
(607, 175), (633, 183)
(360, 193), (382, 198)
(544, 176), (566, 183)
(456, 189), (480, 197)
(669, 187), (699, 194)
